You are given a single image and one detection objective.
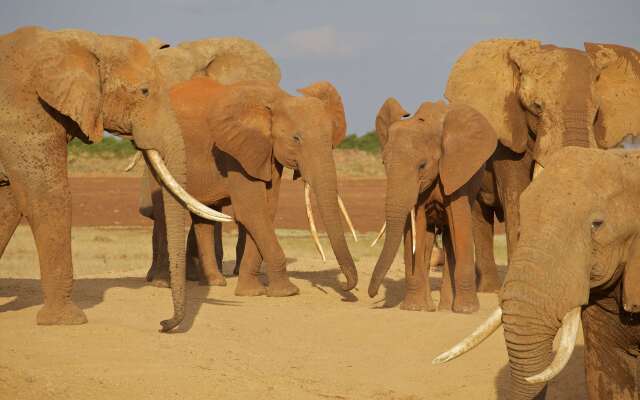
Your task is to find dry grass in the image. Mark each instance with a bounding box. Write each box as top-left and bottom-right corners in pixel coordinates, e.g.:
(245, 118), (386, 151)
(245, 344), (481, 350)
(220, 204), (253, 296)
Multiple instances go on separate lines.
(68, 149), (384, 179)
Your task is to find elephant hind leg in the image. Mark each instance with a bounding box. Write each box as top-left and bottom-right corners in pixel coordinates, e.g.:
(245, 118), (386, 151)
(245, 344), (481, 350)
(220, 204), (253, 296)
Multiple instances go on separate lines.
(0, 185), (22, 258)
(472, 200), (501, 293)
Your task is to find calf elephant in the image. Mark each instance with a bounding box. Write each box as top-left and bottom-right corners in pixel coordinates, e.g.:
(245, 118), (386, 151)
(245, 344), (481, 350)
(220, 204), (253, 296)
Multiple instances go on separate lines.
(446, 39), (640, 279)
(368, 98), (496, 313)
(142, 76), (358, 296)
(0, 27), (230, 330)
(435, 147), (640, 399)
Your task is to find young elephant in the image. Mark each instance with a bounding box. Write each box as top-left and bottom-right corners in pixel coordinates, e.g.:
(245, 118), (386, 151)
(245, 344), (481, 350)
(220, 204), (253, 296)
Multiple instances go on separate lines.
(144, 77), (358, 296)
(435, 147), (640, 399)
(368, 98), (496, 313)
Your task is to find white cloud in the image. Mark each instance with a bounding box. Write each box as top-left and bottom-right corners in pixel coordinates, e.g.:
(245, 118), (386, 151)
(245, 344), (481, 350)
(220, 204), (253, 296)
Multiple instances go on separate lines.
(277, 26), (369, 59)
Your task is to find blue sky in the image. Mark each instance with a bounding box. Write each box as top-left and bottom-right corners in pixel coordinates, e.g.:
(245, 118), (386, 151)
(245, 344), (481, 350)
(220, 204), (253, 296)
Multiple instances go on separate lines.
(2, 0), (638, 134)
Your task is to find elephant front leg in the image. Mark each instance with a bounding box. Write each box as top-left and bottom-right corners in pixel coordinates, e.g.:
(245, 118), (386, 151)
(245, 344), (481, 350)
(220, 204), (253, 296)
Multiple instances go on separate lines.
(472, 200), (501, 292)
(191, 216), (227, 286)
(401, 203), (435, 311)
(446, 194), (480, 314)
(438, 226), (454, 311)
(234, 224), (267, 296)
(0, 185), (22, 257)
(226, 168), (297, 297)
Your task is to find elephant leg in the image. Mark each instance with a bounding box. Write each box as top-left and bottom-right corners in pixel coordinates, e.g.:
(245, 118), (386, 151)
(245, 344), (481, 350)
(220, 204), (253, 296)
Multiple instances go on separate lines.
(146, 188), (170, 288)
(446, 194), (480, 314)
(0, 185), (22, 257)
(582, 304), (638, 399)
(214, 221), (224, 273)
(233, 223), (246, 276)
(234, 223), (266, 296)
(1, 132), (86, 325)
(192, 216), (226, 286)
(226, 168), (297, 297)
(438, 226), (454, 311)
(493, 145), (531, 264)
(401, 210), (436, 312)
(472, 200), (501, 292)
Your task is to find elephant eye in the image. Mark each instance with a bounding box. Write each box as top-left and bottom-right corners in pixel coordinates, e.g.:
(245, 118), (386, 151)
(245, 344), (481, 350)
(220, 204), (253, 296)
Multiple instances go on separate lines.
(591, 219), (604, 230)
(293, 134), (302, 144)
(418, 161), (427, 170)
(140, 88), (149, 96)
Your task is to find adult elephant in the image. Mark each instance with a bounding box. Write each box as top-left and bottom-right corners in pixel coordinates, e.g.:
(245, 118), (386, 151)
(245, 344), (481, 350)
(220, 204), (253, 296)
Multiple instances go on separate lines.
(368, 98), (496, 313)
(0, 27), (231, 331)
(137, 37), (282, 287)
(434, 148), (640, 399)
(446, 39), (640, 285)
(142, 76), (358, 296)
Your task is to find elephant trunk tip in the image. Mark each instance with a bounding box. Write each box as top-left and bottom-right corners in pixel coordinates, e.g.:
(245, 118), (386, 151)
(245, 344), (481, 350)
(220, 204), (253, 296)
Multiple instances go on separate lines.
(159, 314), (184, 333)
(368, 280), (381, 298)
(341, 271), (358, 292)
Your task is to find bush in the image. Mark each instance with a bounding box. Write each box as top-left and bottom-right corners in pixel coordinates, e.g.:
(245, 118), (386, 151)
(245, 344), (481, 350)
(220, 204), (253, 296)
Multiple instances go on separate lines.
(68, 136), (137, 158)
(337, 131), (380, 153)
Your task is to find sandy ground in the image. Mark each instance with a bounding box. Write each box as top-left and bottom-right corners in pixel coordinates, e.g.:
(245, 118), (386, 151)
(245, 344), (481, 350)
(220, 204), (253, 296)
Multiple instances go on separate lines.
(0, 226), (585, 400)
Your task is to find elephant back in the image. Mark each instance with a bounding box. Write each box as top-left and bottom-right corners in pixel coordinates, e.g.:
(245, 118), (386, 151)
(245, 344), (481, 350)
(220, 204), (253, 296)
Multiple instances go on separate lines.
(153, 37), (281, 87)
(445, 39), (538, 153)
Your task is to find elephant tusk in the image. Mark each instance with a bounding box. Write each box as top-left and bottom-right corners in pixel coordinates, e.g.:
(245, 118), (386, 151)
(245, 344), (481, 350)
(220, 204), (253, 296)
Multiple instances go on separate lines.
(337, 194), (358, 242)
(411, 207), (416, 255)
(370, 222), (386, 247)
(533, 161), (545, 179)
(124, 151), (142, 172)
(305, 182), (326, 262)
(145, 150), (233, 222)
(432, 308), (503, 364)
(525, 307), (581, 384)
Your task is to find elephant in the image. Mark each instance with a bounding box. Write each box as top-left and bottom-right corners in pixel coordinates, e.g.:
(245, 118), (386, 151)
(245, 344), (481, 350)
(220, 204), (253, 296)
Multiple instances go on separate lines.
(140, 74), (358, 296)
(368, 98), (496, 313)
(446, 39), (640, 284)
(135, 37), (282, 287)
(434, 147), (640, 399)
(0, 27), (230, 331)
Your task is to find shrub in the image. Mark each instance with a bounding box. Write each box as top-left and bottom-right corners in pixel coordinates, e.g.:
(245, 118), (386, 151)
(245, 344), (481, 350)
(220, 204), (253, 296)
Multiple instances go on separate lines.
(337, 131), (380, 153)
(68, 136), (137, 158)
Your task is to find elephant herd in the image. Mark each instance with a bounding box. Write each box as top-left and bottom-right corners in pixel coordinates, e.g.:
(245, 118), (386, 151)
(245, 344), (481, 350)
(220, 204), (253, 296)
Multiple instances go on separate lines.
(0, 26), (639, 399)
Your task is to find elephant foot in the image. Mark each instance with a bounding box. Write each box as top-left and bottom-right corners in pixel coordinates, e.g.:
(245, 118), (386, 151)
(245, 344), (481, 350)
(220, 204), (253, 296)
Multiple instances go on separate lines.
(37, 302), (87, 325)
(477, 272), (501, 293)
(199, 273), (227, 287)
(266, 274), (299, 297)
(235, 276), (267, 296)
(400, 293), (436, 312)
(452, 293), (480, 314)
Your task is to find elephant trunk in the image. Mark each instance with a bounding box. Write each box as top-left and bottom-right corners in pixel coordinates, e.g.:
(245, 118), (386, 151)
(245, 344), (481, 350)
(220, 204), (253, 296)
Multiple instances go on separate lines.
(562, 109), (592, 148)
(307, 148), (358, 290)
(368, 166), (418, 297)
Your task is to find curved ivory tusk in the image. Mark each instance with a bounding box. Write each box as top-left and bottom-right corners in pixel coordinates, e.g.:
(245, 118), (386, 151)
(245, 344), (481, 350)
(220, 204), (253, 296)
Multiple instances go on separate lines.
(411, 207), (416, 255)
(370, 222), (386, 247)
(145, 150), (233, 222)
(432, 308), (503, 364)
(305, 183), (326, 261)
(533, 161), (545, 179)
(337, 194), (358, 242)
(525, 307), (581, 384)
(124, 151), (142, 172)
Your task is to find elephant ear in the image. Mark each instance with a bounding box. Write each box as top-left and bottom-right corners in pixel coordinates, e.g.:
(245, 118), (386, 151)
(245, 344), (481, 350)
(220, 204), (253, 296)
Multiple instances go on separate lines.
(445, 39), (539, 154)
(439, 104), (497, 195)
(375, 97), (410, 148)
(35, 40), (103, 143)
(585, 43), (640, 148)
(214, 100), (273, 182)
(297, 81), (347, 147)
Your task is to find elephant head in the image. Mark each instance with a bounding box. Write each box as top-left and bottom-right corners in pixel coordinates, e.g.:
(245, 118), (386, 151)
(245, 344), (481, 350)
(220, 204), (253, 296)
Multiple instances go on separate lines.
(434, 147), (640, 399)
(28, 27), (230, 331)
(211, 80), (358, 290)
(445, 39), (615, 168)
(367, 98), (496, 297)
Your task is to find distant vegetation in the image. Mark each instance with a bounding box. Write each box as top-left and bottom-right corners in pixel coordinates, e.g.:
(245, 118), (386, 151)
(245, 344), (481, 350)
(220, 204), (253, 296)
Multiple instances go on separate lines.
(337, 131), (380, 153)
(68, 137), (137, 158)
